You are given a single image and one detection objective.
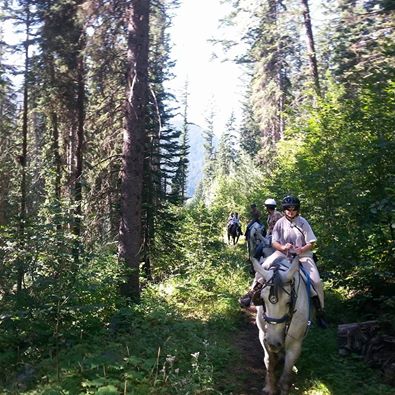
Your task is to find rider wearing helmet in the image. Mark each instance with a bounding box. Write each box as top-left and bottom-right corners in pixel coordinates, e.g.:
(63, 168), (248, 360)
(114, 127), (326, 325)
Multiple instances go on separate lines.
(264, 198), (282, 236)
(268, 195), (327, 328)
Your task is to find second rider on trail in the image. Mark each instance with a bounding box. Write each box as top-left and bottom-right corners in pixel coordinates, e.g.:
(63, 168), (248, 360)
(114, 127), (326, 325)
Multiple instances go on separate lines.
(245, 203), (262, 240)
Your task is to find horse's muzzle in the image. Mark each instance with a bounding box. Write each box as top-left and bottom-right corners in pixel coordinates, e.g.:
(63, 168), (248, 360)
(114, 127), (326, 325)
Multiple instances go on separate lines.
(265, 338), (283, 353)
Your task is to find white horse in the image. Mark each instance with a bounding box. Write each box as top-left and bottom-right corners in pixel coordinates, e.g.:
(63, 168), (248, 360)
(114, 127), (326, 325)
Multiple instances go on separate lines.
(251, 256), (310, 395)
(247, 222), (264, 251)
(248, 224), (274, 270)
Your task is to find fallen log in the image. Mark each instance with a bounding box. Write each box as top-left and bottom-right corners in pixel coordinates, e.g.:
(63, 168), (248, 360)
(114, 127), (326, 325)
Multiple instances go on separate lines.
(337, 320), (395, 386)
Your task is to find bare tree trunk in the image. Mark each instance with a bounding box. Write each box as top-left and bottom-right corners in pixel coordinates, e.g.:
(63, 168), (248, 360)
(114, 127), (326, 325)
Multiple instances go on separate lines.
(118, 0), (150, 301)
(301, 0), (321, 96)
(17, 4), (31, 293)
(181, 81), (189, 201)
(48, 54), (62, 232)
(51, 112), (61, 209)
(72, 42), (85, 263)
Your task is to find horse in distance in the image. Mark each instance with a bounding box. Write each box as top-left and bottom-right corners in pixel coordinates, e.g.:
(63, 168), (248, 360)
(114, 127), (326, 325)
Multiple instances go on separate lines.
(227, 222), (242, 245)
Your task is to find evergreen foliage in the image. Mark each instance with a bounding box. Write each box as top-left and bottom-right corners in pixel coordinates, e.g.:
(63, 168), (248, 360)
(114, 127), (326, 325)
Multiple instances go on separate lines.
(0, 0), (394, 392)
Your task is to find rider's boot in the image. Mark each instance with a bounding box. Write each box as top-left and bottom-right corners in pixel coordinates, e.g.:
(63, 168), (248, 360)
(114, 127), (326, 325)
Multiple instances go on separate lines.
(312, 296), (328, 329)
(239, 290), (253, 308)
(239, 282), (263, 308)
(251, 283), (264, 306)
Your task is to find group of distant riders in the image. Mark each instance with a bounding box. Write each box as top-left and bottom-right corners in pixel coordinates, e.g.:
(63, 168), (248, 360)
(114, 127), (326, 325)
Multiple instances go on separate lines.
(227, 195), (328, 329)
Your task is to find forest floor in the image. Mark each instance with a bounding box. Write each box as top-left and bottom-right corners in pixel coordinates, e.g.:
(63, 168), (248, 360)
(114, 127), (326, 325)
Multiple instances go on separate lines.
(228, 306), (266, 395)
(225, 301), (395, 395)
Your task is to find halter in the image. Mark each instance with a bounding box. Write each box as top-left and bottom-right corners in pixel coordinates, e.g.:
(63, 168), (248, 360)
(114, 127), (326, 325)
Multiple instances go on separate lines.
(262, 264), (297, 325)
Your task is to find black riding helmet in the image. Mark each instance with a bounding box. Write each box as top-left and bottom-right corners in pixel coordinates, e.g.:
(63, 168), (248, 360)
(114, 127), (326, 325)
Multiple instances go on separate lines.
(282, 195), (300, 211)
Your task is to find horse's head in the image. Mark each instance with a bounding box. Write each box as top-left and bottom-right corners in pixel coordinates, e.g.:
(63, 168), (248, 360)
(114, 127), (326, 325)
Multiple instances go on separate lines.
(249, 223), (265, 251)
(252, 256), (299, 353)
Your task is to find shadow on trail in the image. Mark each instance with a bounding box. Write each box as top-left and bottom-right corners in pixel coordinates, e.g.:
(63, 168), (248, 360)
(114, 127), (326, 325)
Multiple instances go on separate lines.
(220, 307), (266, 395)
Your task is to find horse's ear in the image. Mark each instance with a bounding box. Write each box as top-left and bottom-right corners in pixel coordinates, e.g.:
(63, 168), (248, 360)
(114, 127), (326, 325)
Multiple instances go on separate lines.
(251, 257), (272, 281)
(283, 256), (300, 282)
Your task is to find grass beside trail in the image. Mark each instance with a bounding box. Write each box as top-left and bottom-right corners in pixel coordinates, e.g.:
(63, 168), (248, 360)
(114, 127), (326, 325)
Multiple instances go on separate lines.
(1, 241), (393, 394)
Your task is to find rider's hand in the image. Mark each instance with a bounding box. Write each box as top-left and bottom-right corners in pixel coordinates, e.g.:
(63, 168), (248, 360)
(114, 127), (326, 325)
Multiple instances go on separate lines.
(294, 246), (304, 255)
(282, 243), (293, 252)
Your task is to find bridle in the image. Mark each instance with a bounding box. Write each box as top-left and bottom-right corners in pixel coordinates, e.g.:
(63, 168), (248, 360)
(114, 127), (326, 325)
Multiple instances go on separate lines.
(262, 264), (298, 325)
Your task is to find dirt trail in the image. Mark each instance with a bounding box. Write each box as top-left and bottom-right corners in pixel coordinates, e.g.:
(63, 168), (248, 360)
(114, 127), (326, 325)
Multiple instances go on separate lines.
(228, 306), (266, 395)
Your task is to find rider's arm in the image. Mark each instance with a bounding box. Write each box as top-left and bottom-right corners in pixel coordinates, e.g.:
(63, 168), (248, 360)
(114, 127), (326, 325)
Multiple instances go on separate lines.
(294, 242), (314, 255)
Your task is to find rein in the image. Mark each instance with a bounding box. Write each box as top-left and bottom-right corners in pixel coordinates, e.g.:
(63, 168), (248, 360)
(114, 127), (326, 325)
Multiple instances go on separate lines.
(262, 260), (312, 336)
(262, 264), (297, 325)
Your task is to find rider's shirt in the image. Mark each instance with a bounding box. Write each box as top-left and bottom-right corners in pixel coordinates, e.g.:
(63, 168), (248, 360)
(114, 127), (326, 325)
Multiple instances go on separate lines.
(272, 215), (316, 257)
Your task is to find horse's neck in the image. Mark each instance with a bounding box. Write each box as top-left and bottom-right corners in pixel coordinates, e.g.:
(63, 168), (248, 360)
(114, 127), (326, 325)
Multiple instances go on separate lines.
(262, 247), (274, 257)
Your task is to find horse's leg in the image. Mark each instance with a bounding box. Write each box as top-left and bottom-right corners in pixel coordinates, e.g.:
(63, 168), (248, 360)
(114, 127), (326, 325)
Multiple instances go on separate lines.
(263, 351), (279, 394)
(278, 341), (302, 395)
(249, 239), (257, 274)
(259, 330), (278, 395)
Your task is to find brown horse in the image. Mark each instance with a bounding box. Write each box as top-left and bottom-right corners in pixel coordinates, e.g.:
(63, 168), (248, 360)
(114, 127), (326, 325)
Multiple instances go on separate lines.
(227, 223), (242, 245)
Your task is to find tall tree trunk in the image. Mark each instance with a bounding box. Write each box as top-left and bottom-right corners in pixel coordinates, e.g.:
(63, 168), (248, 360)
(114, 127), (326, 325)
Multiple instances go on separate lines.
(49, 54), (62, 232)
(17, 4), (31, 293)
(301, 0), (321, 96)
(180, 82), (189, 202)
(119, 0), (150, 301)
(72, 40), (85, 263)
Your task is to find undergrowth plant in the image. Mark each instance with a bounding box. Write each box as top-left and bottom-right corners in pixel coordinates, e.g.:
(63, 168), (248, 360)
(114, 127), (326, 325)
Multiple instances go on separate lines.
(0, 203), (393, 394)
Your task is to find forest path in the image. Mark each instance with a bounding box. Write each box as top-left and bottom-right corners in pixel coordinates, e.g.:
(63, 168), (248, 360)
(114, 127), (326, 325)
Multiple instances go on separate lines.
(228, 306), (266, 395)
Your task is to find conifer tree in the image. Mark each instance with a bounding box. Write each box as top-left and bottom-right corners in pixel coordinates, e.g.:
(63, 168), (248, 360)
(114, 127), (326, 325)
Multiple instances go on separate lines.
(0, 23), (17, 227)
(220, 1), (298, 164)
(217, 112), (237, 176)
(81, 0), (126, 246)
(300, 0), (321, 95)
(33, 0), (87, 264)
(119, 0), (150, 300)
(12, 0), (35, 292)
(171, 81), (190, 203)
(322, 0), (395, 90)
(196, 104), (218, 204)
(140, 0), (182, 279)
(202, 106), (216, 182)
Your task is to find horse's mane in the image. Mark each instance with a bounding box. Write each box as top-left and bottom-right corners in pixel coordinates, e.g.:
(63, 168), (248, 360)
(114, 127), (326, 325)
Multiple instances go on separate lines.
(267, 260), (287, 300)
